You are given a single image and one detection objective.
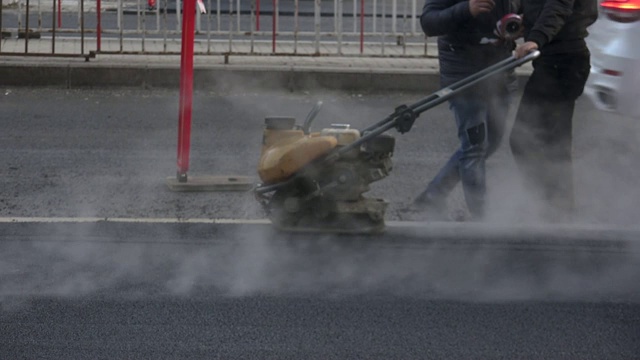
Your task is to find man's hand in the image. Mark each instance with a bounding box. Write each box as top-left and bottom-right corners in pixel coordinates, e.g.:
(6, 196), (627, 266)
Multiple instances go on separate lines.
(469, 0), (495, 17)
(515, 41), (538, 59)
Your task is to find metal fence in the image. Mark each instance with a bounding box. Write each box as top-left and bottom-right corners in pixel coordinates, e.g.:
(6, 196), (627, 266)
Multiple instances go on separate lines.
(0, 0), (434, 59)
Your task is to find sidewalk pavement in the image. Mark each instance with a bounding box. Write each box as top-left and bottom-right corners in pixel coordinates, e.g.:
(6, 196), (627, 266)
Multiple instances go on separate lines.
(0, 37), (533, 92)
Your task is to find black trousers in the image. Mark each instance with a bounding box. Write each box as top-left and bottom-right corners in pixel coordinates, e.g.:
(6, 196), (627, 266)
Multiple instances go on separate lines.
(509, 49), (591, 214)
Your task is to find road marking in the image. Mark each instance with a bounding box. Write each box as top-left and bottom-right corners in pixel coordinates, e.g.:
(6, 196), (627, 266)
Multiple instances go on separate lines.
(0, 217), (439, 228)
(1, 217), (639, 236)
(0, 216), (418, 228)
(0, 217), (272, 225)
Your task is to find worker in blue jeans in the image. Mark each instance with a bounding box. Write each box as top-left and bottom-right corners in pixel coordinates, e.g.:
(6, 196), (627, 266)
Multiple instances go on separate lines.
(407, 0), (519, 220)
(414, 76), (516, 219)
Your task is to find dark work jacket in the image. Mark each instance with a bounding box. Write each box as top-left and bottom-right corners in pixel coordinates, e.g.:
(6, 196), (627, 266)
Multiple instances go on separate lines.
(420, 0), (517, 86)
(520, 0), (598, 55)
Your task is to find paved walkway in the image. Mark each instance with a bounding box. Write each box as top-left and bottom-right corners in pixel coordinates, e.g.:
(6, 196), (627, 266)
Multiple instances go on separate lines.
(0, 36), (533, 90)
(1, 36), (441, 68)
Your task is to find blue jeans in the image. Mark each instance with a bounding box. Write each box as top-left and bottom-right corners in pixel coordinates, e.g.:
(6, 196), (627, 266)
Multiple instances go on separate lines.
(418, 75), (515, 217)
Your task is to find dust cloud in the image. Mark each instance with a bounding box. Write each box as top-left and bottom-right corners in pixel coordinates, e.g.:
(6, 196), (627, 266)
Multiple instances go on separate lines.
(484, 98), (640, 227)
(1, 87), (640, 311)
(1, 222), (639, 311)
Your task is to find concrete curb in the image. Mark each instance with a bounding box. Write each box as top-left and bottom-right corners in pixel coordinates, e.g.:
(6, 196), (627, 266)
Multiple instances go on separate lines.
(0, 59), (534, 92)
(2, 220), (639, 252)
(0, 65), (533, 93)
(0, 63), (439, 92)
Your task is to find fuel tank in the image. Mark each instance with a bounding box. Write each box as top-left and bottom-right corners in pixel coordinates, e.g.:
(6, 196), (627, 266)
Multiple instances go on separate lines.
(258, 116), (338, 184)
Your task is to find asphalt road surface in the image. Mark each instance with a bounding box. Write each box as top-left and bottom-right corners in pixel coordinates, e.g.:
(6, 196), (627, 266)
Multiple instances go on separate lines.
(0, 87), (464, 220)
(1, 87), (640, 359)
(2, 86), (640, 224)
(1, 221), (640, 359)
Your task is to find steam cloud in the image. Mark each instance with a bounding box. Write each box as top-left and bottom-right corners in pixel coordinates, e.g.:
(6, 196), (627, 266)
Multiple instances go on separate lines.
(1, 87), (640, 311)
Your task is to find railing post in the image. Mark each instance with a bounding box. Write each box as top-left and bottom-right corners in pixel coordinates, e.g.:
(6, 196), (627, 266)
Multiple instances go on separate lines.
(352, 0), (356, 33)
(25, 0), (30, 53)
(381, 0), (386, 55)
(0, 0), (3, 53)
(228, 0), (233, 52)
(337, 0), (343, 55)
(372, 0), (377, 32)
(97, 0), (102, 52)
(360, 0), (364, 54)
(37, 0), (41, 32)
(392, 0), (397, 35)
(142, 0), (147, 53)
(314, 0), (320, 55)
(176, 0), (182, 29)
(163, 0), (168, 52)
(196, 0), (201, 33)
(272, 0), (277, 53)
(80, 0), (85, 57)
(52, 0), (56, 53)
(176, 0), (196, 182)
(250, 0), (256, 53)
(236, 0), (240, 33)
(411, 0), (417, 35)
(293, 0), (298, 54)
(118, 0), (123, 52)
(207, 0), (212, 53)
(256, 0), (260, 30)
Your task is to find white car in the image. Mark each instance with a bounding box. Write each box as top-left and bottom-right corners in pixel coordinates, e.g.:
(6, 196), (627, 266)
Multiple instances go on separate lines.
(585, 0), (640, 118)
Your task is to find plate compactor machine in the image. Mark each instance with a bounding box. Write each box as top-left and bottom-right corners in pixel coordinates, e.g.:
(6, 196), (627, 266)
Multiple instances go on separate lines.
(254, 52), (540, 234)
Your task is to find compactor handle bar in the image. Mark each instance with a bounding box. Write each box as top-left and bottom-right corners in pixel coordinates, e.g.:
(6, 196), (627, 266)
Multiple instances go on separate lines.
(324, 50), (540, 162)
(255, 51), (540, 195)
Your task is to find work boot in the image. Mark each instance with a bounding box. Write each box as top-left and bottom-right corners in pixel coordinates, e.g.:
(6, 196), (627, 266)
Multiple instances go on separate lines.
(396, 191), (448, 221)
(541, 196), (576, 224)
(450, 208), (470, 222)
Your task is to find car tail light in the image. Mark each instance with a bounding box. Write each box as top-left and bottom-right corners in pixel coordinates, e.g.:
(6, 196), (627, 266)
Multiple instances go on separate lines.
(603, 69), (623, 76)
(601, 0), (640, 22)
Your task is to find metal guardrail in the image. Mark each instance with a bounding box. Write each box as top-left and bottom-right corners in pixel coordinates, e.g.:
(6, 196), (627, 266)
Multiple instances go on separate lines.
(0, 0), (434, 59)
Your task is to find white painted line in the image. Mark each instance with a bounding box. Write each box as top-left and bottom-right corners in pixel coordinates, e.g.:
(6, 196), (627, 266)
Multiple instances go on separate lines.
(0, 217), (271, 225)
(0, 217), (454, 228)
(1, 217), (639, 236)
(388, 220), (640, 233)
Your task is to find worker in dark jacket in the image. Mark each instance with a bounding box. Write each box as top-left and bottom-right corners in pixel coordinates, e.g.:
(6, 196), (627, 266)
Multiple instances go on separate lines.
(509, 0), (597, 220)
(410, 0), (519, 220)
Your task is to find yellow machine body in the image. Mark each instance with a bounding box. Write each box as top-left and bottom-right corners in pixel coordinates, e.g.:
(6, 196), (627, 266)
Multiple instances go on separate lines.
(255, 116), (394, 234)
(258, 127), (338, 184)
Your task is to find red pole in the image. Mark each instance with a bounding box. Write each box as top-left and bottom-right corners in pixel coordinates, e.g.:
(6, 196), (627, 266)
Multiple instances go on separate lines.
(177, 0), (197, 182)
(256, 0), (260, 31)
(96, 0), (101, 52)
(272, 0), (276, 52)
(360, 0), (364, 54)
(58, 0), (62, 28)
